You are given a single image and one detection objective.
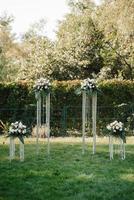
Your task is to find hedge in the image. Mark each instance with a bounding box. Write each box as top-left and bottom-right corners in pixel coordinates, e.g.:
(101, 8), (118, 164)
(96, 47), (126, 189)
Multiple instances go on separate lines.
(0, 79), (134, 136)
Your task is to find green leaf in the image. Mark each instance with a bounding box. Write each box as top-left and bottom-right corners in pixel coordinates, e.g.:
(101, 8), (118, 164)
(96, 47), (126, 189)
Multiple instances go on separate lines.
(18, 136), (24, 144)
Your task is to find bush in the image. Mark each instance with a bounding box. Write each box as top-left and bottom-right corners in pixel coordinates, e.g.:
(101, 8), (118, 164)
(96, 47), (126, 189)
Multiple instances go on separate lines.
(0, 79), (134, 136)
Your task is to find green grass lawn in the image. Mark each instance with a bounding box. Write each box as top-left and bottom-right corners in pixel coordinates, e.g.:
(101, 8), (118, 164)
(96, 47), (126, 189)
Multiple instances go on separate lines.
(0, 137), (134, 200)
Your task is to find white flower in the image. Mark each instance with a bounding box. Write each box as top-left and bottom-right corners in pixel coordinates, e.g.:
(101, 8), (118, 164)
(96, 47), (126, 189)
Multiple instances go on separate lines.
(34, 78), (51, 92)
(115, 126), (119, 130)
(81, 78), (97, 91)
(106, 125), (111, 130)
(14, 121), (19, 125)
(9, 127), (14, 133)
(107, 120), (124, 134)
(22, 129), (26, 134)
(9, 121), (27, 136)
(19, 122), (23, 129)
(119, 122), (123, 126)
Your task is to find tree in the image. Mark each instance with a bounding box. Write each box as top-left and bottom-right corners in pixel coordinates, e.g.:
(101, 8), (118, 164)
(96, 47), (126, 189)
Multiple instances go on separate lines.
(0, 13), (22, 82)
(17, 20), (55, 81)
(0, 0), (133, 82)
(96, 0), (134, 80)
(53, 0), (104, 80)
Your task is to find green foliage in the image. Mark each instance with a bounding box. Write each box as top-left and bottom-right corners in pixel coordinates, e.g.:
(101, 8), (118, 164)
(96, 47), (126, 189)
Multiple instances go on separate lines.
(0, 1), (133, 81)
(0, 13), (22, 82)
(0, 81), (34, 124)
(98, 79), (134, 105)
(18, 33), (54, 81)
(96, 0), (134, 80)
(54, 9), (104, 80)
(0, 79), (133, 136)
(0, 120), (9, 135)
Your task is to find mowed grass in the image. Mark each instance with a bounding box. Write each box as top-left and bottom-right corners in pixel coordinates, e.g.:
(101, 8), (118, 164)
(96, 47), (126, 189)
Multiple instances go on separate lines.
(0, 137), (134, 200)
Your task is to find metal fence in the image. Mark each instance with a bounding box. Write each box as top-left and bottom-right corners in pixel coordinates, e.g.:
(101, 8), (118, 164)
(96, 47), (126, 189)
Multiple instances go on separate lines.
(0, 104), (134, 136)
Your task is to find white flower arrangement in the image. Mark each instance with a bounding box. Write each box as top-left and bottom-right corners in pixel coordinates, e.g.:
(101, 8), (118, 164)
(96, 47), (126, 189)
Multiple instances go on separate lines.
(106, 120), (126, 142)
(8, 121), (30, 143)
(33, 78), (51, 93)
(81, 78), (97, 92)
(75, 78), (99, 96)
(106, 121), (123, 132)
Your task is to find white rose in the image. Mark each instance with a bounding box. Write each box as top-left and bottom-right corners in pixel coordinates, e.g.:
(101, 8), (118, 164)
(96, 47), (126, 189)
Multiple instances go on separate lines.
(116, 126), (119, 130)
(107, 125), (111, 130)
(22, 129), (26, 134)
(19, 122), (23, 128)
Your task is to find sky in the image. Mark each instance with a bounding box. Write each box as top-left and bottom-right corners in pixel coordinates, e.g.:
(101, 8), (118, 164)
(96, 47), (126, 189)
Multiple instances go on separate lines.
(0, 0), (101, 40)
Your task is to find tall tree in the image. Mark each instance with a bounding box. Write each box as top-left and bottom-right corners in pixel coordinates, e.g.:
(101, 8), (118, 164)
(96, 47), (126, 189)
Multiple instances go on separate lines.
(0, 13), (22, 82)
(53, 0), (104, 80)
(17, 20), (55, 81)
(96, 0), (134, 80)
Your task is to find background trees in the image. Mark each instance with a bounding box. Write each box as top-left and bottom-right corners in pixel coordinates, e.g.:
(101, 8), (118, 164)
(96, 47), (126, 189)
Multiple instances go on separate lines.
(96, 0), (134, 80)
(0, 0), (133, 82)
(54, 6), (104, 80)
(0, 13), (22, 81)
(17, 31), (54, 80)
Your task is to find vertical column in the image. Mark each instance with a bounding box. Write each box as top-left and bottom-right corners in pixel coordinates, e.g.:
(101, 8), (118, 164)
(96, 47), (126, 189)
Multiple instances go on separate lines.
(82, 91), (86, 154)
(38, 94), (42, 134)
(36, 96), (39, 155)
(92, 92), (97, 154)
(20, 140), (24, 162)
(85, 95), (90, 132)
(120, 138), (125, 160)
(46, 93), (50, 155)
(9, 137), (15, 161)
(109, 135), (113, 160)
(123, 142), (125, 160)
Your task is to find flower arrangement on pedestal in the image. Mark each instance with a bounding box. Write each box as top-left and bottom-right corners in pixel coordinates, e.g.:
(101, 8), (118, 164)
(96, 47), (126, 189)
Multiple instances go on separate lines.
(33, 77), (51, 95)
(76, 78), (99, 95)
(106, 120), (126, 160)
(8, 121), (30, 161)
(34, 77), (51, 155)
(8, 121), (29, 144)
(106, 120), (126, 143)
(76, 78), (99, 155)
(81, 78), (98, 93)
